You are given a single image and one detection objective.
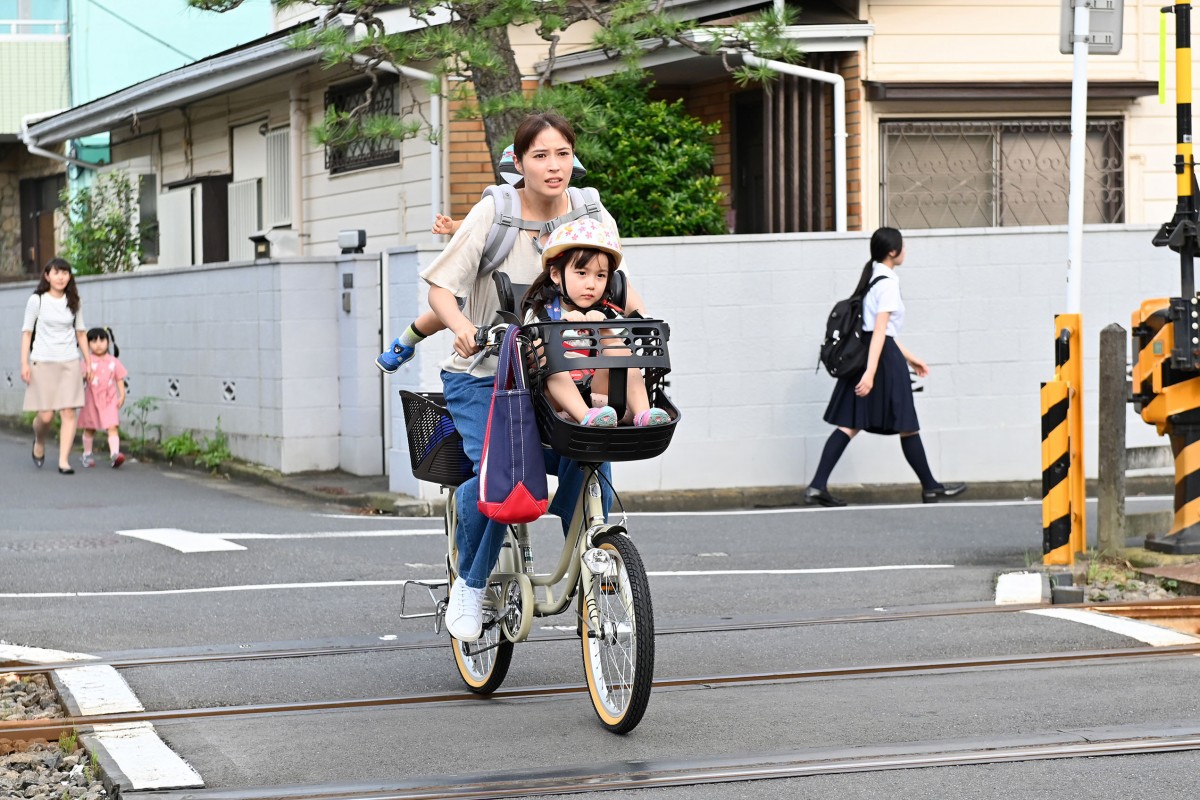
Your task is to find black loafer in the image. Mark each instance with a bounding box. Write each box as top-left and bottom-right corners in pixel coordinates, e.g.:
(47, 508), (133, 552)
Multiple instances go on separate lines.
(803, 486), (847, 508)
(922, 482), (967, 503)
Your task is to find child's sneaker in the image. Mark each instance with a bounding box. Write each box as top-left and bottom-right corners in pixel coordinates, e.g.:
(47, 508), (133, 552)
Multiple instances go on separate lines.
(375, 338), (415, 373)
(110, 452), (125, 469)
(634, 408), (670, 427)
(80, 452), (96, 469)
(581, 406), (618, 427)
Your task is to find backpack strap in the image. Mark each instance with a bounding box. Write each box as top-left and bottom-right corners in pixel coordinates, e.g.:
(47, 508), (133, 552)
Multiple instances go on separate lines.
(858, 275), (888, 298)
(480, 185), (542, 276)
(479, 185), (608, 276)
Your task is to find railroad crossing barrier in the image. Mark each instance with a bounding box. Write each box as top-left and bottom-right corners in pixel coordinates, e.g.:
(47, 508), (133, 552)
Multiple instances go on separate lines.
(1043, 314), (1085, 566)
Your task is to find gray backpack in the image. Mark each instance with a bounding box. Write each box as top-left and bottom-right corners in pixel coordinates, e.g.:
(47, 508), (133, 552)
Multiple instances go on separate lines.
(478, 184), (606, 275)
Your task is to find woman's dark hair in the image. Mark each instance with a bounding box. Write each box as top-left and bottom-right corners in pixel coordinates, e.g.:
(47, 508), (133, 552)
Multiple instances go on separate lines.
(86, 326), (119, 358)
(512, 112), (576, 161)
(34, 258), (80, 314)
(520, 248), (608, 318)
(852, 227), (904, 297)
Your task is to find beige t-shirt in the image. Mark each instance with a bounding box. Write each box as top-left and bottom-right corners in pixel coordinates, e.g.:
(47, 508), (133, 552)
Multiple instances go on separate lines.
(421, 193), (628, 377)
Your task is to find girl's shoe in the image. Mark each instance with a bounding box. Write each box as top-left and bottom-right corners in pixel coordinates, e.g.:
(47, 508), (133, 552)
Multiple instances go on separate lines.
(581, 406), (618, 427)
(80, 452), (96, 469)
(111, 453), (126, 469)
(634, 408), (670, 427)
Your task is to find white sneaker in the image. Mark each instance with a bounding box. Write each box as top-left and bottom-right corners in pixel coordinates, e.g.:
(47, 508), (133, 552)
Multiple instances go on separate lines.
(446, 577), (484, 642)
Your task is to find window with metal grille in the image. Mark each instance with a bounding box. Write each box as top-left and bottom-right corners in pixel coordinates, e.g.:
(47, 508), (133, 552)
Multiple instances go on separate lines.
(881, 119), (1124, 229)
(324, 77), (400, 175)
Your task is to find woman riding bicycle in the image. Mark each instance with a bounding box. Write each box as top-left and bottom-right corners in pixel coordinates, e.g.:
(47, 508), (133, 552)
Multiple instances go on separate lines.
(421, 112), (646, 642)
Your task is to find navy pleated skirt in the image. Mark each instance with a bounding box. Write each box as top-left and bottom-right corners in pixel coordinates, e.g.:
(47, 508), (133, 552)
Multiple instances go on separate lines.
(823, 336), (919, 435)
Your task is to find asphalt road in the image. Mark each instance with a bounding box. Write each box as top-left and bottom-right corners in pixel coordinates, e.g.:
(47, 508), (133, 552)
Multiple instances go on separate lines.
(1, 426), (1194, 798)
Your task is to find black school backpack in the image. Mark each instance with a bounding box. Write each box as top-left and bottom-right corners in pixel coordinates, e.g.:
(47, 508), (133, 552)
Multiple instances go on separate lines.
(818, 276), (887, 379)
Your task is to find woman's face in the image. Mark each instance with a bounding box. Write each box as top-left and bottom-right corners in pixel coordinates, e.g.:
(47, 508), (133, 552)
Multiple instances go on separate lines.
(889, 244), (906, 267)
(45, 267), (71, 293)
(515, 128), (574, 200)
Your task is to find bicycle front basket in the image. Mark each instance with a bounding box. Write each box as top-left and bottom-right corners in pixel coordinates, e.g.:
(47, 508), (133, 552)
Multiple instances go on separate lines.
(399, 391), (473, 487)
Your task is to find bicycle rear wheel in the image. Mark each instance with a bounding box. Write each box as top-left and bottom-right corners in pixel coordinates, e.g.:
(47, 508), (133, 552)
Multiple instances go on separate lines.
(580, 531), (655, 733)
(452, 622), (513, 694)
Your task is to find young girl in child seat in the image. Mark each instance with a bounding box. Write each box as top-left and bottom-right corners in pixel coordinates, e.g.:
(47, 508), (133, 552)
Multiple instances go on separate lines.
(78, 327), (127, 468)
(520, 217), (670, 428)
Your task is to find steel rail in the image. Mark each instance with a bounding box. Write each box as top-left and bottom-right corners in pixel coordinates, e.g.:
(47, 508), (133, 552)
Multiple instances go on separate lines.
(3, 598), (1196, 676)
(4, 641), (1200, 742)
(110, 730), (1200, 800)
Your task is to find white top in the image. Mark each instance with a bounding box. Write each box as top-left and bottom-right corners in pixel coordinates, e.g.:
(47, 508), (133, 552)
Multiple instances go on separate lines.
(421, 193), (626, 377)
(22, 293), (85, 363)
(862, 263), (903, 336)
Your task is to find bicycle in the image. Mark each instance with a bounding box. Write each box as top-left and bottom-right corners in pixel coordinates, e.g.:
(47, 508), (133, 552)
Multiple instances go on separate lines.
(398, 314), (678, 733)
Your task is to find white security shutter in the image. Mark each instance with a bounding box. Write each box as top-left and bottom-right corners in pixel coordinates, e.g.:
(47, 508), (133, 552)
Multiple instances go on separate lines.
(264, 127), (291, 228)
(157, 188), (194, 268)
(227, 179), (261, 261)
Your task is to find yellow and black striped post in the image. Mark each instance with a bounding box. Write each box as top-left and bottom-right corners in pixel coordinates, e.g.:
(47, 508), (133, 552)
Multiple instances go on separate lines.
(1137, 5), (1200, 553)
(1041, 380), (1071, 564)
(1043, 314), (1084, 566)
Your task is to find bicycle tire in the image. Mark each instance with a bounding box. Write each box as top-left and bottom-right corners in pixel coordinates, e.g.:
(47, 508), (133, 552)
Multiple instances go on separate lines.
(451, 623), (513, 694)
(580, 530), (655, 733)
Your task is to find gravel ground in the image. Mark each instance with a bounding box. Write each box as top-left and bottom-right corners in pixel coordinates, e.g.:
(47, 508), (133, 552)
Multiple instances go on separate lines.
(1085, 577), (1179, 603)
(1, 673), (109, 800)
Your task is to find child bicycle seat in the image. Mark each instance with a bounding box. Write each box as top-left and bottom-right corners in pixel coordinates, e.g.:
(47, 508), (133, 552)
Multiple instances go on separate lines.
(522, 318), (679, 462)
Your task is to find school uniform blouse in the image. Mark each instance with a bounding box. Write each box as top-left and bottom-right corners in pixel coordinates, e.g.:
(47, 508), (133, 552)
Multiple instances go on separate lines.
(861, 263), (903, 337)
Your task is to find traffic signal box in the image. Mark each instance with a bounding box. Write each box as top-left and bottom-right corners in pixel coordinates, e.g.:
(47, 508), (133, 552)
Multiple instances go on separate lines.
(1132, 297), (1200, 553)
(1042, 314), (1085, 566)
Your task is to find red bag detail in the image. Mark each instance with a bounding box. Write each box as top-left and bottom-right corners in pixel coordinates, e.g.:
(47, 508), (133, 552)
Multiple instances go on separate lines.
(477, 325), (549, 524)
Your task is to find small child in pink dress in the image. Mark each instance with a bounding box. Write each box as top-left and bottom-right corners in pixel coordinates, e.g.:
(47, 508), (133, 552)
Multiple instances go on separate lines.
(78, 327), (128, 468)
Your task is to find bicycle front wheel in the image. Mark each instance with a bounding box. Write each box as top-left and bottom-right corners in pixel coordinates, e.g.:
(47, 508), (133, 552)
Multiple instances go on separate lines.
(580, 531), (655, 733)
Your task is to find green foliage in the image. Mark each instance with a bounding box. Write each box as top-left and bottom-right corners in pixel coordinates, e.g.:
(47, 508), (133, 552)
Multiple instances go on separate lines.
(196, 417), (233, 470)
(59, 170), (144, 276)
(162, 430), (202, 459)
(187, 0), (801, 172)
(123, 396), (162, 456)
(57, 729), (78, 754)
(551, 74), (726, 236)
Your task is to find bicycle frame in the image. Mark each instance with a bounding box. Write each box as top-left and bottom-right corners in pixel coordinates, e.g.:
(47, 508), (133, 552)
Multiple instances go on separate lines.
(442, 463), (617, 643)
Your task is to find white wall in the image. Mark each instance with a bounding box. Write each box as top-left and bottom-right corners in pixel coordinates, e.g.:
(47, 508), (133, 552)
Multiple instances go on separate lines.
(386, 225), (1180, 498)
(0, 255), (384, 475)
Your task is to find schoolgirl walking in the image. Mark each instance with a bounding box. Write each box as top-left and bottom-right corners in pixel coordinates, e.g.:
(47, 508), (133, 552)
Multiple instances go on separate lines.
(804, 227), (966, 507)
(78, 327), (128, 469)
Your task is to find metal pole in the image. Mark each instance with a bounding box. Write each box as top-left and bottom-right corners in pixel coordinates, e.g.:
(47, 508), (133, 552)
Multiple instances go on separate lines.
(1066, 1), (1090, 315)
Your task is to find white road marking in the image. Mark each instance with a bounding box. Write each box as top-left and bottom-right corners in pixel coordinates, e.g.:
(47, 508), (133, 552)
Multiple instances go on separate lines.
(0, 642), (98, 663)
(116, 528), (441, 552)
(0, 566), (953, 598)
(1025, 607), (1200, 647)
(624, 495), (1172, 517)
(995, 572), (1046, 605)
(117, 529), (245, 553)
(82, 723), (203, 791)
(2, 642), (202, 791)
(219, 529), (441, 540)
(55, 664), (144, 715)
(647, 565), (954, 576)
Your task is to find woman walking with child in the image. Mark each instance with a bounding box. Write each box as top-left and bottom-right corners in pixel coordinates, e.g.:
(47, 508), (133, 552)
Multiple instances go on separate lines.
(78, 327), (128, 469)
(20, 258), (91, 475)
(804, 227), (966, 507)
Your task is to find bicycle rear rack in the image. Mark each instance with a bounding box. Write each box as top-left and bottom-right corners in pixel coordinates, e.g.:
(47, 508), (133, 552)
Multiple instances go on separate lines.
(398, 579), (449, 633)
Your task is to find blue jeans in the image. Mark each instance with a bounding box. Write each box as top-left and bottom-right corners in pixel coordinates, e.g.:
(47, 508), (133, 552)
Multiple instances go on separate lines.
(441, 371), (613, 589)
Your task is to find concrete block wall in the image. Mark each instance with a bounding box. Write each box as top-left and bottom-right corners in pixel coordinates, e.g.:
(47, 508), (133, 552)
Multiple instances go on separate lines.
(0, 255), (384, 475)
(385, 225), (1181, 498)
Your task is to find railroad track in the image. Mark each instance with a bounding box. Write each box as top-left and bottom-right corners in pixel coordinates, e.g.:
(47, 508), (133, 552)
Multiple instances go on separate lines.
(5, 639), (1200, 742)
(3, 597), (1197, 677)
(111, 724), (1200, 799)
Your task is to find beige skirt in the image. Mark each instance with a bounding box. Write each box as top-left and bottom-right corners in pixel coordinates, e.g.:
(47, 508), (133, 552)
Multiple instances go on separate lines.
(24, 360), (85, 412)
